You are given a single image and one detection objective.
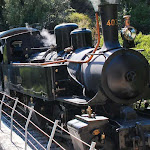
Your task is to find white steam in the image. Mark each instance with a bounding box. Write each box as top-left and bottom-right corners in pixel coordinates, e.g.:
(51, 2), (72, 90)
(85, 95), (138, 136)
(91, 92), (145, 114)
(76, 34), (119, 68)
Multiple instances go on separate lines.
(89, 0), (120, 12)
(25, 23), (33, 34)
(89, 0), (100, 12)
(25, 22), (30, 29)
(40, 29), (56, 47)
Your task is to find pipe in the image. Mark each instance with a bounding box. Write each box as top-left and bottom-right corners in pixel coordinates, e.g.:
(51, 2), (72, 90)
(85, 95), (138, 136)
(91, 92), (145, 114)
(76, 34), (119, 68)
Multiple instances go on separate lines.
(13, 13), (100, 66)
(66, 12), (100, 64)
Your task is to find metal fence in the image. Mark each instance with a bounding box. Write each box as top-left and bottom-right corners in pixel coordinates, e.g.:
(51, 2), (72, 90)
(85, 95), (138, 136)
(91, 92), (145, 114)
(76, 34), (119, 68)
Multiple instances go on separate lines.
(0, 92), (96, 150)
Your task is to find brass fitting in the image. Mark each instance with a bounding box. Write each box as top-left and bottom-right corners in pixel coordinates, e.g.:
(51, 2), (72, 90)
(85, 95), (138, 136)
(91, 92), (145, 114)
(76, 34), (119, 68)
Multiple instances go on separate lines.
(86, 106), (92, 118)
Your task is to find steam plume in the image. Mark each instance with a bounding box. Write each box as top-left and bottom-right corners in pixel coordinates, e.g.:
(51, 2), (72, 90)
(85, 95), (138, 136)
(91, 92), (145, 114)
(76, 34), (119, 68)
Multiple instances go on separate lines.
(89, 0), (100, 12)
(89, 0), (120, 12)
(25, 23), (33, 34)
(40, 29), (56, 47)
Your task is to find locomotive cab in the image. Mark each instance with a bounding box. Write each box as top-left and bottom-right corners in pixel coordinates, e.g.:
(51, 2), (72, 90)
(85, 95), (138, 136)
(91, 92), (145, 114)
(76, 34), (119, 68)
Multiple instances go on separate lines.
(1, 30), (47, 64)
(9, 40), (24, 62)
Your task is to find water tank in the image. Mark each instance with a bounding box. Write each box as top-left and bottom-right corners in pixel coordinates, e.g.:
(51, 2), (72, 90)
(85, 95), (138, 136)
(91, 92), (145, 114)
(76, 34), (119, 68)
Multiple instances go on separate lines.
(71, 28), (92, 50)
(54, 23), (78, 52)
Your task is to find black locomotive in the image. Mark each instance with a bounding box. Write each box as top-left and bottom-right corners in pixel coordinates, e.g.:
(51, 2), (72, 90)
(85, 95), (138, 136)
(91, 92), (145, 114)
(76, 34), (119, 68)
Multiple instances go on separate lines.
(0, 0), (150, 149)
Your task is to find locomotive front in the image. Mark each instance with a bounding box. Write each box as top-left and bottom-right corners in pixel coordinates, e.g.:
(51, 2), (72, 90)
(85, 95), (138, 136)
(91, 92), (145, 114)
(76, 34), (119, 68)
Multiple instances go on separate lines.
(67, 0), (149, 105)
(67, 0), (150, 149)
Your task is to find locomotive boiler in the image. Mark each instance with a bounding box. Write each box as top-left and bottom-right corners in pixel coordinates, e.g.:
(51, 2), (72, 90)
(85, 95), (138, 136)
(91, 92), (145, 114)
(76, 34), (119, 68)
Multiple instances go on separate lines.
(0, 0), (150, 149)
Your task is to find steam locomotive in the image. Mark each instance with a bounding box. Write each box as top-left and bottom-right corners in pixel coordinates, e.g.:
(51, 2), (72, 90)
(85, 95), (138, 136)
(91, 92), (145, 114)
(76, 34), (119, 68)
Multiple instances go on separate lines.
(0, 0), (150, 149)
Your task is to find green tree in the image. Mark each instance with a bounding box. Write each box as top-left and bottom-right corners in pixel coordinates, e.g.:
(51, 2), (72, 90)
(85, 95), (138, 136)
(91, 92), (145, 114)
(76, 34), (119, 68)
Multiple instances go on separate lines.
(0, 0), (6, 31)
(130, 2), (150, 34)
(120, 0), (150, 34)
(67, 12), (92, 28)
(70, 0), (94, 17)
(4, 0), (70, 29)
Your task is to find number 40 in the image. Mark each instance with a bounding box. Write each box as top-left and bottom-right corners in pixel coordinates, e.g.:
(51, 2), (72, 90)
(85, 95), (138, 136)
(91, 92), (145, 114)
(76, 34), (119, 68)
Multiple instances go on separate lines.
(107, 19), (118, 26)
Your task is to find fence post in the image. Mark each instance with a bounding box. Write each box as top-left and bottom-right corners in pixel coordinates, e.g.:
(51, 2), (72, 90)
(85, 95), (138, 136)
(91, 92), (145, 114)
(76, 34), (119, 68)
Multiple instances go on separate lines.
(89, 142), (96, 150)
(47, 120), (59, 150)
(0, 94), (5, 130)
(25, 107), (33, 150)
(10, 98), (18, 142)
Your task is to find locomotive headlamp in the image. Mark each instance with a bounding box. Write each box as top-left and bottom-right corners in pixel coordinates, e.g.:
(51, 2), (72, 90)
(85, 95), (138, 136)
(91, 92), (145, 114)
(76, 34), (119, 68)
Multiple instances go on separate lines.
(121, 26), (136, 41)
(121, 15), (137, 41)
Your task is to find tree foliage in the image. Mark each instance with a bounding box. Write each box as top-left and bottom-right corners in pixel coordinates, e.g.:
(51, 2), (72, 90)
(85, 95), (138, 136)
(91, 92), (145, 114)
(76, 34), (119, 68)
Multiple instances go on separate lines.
(130, 2), (150, 34)
(0, 0), (149, 34)
(120, 0), (150, 34)
(0, 0), (6, 31)
(67, 12), (92, 29)
(134, 32), (150, 62)
(4, 0), (70, 29)
(70, 0), (94, 18)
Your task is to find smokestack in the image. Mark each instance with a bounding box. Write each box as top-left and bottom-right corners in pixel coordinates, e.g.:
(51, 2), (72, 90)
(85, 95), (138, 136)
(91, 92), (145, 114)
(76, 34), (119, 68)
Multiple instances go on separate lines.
(99, 0), (121, 51)
(90, 0), (121, 51)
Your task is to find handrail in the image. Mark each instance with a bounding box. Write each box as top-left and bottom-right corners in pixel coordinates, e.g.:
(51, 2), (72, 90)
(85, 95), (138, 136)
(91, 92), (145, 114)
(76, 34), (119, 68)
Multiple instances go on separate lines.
(0, 92), (96, 150)
(11, 98), (18, 142)
(2, 113), (40, 150)
(0, 94), (5, 130)
(1, 101), (46, 150)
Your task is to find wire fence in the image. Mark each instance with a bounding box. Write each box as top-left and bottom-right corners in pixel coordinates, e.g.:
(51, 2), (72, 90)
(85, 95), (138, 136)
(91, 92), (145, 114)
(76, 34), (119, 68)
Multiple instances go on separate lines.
(0, 92), (96, 150)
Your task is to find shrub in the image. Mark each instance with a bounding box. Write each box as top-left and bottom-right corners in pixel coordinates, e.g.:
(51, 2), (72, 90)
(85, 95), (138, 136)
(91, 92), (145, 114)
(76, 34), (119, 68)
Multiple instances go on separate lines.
(134, 32), (150, 62)
(67, 12), (92, 29)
